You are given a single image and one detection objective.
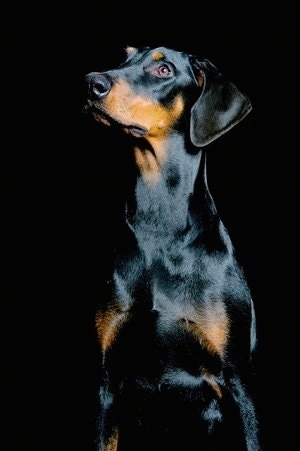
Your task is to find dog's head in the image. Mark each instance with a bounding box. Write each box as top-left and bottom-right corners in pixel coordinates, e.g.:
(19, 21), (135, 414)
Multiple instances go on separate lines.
(85, 46), (251, 148)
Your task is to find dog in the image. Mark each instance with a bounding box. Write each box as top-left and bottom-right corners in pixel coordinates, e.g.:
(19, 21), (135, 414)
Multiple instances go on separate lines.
(84, 46), (260, 451)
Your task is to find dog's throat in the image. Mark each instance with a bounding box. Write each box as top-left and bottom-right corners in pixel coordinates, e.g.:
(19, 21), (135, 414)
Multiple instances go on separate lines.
(133, 144), (162, 184)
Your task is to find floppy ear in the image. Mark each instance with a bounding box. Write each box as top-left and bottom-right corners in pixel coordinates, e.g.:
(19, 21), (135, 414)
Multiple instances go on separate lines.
(190, 59), (252, 147)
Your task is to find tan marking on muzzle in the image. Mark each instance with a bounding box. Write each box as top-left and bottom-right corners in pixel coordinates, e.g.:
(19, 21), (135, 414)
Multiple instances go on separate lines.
(99, 80), (184, 136)
(99, 81), (185, 184)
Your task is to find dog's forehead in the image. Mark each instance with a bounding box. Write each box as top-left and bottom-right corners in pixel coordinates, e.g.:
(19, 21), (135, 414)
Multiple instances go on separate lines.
(124, 46), (192, 69)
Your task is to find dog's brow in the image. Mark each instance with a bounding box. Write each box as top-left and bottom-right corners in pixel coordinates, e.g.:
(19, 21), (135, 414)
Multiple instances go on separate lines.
(152, 51), (165, 61)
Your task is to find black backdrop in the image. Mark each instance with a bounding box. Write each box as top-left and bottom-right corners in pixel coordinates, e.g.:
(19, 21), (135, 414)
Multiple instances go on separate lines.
(3, 2), (298, 450)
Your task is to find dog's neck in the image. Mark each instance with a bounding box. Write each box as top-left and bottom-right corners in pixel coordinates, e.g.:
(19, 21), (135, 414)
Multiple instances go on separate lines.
(125, 133), (209, 237)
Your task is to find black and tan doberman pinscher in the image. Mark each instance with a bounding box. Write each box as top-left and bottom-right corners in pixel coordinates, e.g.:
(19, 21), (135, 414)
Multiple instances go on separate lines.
(84, 46), (260, 451)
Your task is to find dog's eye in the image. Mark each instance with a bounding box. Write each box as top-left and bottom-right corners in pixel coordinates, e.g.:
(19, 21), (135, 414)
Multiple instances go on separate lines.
(154, 64), (173, 77)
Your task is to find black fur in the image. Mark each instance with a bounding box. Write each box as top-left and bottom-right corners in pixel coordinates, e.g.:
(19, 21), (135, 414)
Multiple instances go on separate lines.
(84, 46), (260, 451)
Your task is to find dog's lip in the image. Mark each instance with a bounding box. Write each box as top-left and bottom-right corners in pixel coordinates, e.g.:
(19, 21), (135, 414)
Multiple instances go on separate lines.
(87, 104), (148, 137)
(125, 125), (148, 137)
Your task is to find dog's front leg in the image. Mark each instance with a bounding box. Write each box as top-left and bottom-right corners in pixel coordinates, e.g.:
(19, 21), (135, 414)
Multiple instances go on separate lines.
(97, 381), (119, 451)
(228, 375), (261, 451)
(95, 306), (129, 451)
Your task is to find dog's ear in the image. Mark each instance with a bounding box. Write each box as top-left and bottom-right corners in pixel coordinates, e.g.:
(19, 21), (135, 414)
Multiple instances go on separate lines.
(190, 59), (252, 147)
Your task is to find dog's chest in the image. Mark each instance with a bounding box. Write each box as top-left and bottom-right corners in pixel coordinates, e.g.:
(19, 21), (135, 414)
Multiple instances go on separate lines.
(97, 256), (230, 372)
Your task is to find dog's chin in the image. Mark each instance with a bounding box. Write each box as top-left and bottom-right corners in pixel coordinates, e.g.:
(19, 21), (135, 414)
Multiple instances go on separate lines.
(88, 107), (148, 137)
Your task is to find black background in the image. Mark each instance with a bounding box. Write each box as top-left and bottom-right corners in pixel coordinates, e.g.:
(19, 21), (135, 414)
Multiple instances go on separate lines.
(3, 2), (298, 450)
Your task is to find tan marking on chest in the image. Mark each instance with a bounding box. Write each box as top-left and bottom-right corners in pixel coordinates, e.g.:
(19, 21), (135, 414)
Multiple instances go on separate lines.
(201, 369), (222, 398)
(95, 308), (128, 352)
(180, 300), (229, 356)
(104, 428), (119, 451)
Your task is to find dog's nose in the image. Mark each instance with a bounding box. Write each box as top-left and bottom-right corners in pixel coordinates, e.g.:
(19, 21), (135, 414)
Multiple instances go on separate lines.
(85, 73), (112, 100)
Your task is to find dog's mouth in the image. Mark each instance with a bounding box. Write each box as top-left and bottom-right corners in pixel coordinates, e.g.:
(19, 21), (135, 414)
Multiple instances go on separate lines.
(85, 103), (148, 137)
(124, 125), (148, 137)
